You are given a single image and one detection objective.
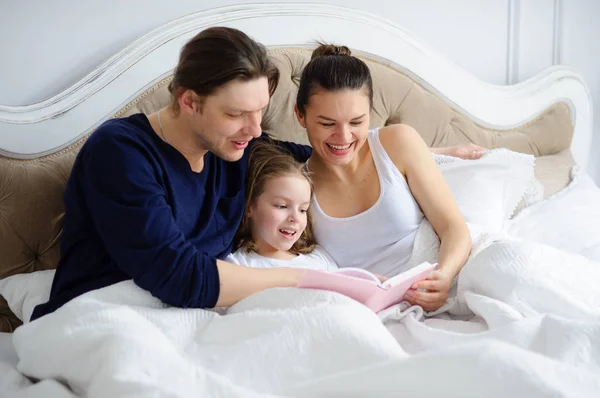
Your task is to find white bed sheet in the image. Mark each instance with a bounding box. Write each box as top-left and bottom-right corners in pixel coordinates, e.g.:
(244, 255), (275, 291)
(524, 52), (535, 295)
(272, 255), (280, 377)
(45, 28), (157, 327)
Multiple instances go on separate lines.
(0, 332), (17, 367)
(6, 215), (600, 397)
(507, 168), (600, 262)
(2, 169), (600, 397)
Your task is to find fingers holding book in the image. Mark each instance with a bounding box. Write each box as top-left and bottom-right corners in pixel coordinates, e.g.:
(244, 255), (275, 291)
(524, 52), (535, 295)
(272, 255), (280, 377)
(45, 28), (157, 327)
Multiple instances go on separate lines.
(403, 270), (451, 312)
(374, 273), (389, 283)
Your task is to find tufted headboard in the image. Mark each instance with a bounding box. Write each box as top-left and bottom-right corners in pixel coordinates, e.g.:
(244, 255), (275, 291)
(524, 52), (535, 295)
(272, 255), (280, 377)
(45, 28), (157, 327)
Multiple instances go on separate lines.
(0, 4), (592, 331)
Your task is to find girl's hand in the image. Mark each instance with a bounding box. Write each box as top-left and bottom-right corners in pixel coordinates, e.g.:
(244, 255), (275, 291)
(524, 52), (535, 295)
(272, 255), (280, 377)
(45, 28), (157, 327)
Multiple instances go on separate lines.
(403, 270), (453, 312)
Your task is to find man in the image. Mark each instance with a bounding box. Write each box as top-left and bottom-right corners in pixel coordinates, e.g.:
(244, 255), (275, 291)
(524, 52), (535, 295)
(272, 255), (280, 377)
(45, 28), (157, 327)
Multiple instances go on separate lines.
(32, 27), (484, 320)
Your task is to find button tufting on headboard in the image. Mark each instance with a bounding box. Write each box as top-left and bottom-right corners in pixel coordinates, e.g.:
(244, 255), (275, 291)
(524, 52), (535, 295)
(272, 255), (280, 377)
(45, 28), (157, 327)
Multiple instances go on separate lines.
(0, 158), (68, 278)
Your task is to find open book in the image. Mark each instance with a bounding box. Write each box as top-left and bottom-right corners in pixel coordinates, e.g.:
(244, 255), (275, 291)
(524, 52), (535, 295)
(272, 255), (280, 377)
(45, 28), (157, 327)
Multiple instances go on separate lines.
(297, 262), (437, 313)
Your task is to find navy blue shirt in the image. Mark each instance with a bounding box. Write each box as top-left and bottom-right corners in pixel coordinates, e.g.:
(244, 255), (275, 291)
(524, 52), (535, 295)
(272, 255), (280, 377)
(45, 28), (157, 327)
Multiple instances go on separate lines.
(31, 113), (311, 320)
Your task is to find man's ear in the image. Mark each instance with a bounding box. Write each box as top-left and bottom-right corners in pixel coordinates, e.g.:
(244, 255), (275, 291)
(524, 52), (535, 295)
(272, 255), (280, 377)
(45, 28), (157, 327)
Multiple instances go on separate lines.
(294, 105), (307, 128)
(178, 89), (199, 114)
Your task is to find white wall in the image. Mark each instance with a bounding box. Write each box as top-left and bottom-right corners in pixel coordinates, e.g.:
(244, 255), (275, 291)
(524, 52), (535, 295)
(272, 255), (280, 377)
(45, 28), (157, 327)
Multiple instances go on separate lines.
(556, 0), (600, 184)
(1, 0), (598, 182)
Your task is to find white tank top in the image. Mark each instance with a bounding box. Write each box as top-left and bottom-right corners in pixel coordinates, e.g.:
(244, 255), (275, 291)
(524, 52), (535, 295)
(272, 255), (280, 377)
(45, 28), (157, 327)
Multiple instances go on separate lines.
(311, 129), (424, 276)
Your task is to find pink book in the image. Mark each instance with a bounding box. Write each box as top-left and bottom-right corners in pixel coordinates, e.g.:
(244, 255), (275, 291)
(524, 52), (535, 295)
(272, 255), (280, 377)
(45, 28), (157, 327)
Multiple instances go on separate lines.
(297, 262), (437, 313)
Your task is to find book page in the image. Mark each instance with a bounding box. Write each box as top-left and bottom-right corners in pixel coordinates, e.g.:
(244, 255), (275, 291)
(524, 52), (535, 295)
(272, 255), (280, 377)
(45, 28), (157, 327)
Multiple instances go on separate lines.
(383, 262), (436, 289)
(332, 268), (380, 284)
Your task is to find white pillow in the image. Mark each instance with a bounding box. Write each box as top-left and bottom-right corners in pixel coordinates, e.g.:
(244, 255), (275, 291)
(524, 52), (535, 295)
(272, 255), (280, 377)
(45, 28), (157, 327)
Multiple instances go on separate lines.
(434, 148), (535, 232)
(513, 175), (545, 217)
(0, 270), (55, 323)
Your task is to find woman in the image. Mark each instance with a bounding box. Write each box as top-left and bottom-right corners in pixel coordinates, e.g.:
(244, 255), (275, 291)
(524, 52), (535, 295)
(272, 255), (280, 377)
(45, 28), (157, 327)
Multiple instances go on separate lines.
(294, 44), (473, 312)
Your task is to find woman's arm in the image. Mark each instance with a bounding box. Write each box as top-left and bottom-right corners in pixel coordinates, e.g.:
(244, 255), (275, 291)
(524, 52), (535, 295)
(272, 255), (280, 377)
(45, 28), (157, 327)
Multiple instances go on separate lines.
(431, 143), (487, 159)
(379, 124), (471, 311)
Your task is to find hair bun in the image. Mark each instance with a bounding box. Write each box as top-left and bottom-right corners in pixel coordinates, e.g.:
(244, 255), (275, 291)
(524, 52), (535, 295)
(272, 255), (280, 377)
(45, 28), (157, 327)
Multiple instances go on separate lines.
(311, 43), (352, 59)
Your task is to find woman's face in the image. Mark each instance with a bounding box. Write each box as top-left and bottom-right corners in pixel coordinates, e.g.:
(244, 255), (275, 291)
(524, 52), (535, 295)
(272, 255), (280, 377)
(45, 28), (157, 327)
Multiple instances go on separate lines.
(296, 89), (370, 167)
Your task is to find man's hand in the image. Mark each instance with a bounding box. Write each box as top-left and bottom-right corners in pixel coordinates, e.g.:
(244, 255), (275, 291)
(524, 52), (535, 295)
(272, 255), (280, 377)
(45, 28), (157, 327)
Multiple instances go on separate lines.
(433, 143), (487, 160)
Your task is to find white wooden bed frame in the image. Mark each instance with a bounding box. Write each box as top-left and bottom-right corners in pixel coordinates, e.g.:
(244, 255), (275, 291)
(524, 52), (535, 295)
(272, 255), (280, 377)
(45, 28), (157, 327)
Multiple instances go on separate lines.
(0, 3), (593, 171)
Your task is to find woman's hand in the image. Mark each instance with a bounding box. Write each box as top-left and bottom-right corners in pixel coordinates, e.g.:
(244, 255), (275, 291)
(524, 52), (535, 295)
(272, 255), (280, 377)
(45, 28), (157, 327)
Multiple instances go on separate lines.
(403, 270), (454, 312)
(432, 143), (487, 160)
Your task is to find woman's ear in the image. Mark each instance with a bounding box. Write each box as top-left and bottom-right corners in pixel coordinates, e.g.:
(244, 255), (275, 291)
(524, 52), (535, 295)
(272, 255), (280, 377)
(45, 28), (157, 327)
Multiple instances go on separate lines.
(294, 105), (307, 128)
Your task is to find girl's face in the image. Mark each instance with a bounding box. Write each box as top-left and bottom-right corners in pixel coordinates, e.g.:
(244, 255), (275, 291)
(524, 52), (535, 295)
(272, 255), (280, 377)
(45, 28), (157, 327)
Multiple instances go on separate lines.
(248, 174), (311, 257)
(295, 89), (370, 167)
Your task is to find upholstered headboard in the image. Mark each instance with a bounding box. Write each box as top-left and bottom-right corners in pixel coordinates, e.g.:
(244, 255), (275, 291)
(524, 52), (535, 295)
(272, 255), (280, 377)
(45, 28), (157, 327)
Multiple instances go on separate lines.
(0, 4), (592, 331)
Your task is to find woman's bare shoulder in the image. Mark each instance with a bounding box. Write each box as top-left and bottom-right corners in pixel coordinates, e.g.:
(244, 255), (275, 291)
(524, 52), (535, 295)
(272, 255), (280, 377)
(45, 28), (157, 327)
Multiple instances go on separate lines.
(378, 124), (423, 146)
(378, 124), (429, 168)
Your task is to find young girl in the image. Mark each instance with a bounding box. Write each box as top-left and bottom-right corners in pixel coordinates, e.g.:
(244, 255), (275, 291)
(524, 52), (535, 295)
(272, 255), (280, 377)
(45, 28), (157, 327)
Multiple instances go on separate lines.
(225, 139), (338, 271)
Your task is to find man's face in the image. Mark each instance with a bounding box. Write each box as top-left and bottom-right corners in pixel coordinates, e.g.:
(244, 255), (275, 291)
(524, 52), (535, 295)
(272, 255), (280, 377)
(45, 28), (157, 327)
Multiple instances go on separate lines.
(188, 77), (270, 162)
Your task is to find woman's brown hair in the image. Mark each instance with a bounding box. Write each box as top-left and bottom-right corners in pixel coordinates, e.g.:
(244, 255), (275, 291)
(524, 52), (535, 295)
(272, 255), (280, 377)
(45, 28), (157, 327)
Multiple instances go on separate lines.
(236, 139), (316, 255)
(296, 43), (373, 116)
(169, 27), (279, 113)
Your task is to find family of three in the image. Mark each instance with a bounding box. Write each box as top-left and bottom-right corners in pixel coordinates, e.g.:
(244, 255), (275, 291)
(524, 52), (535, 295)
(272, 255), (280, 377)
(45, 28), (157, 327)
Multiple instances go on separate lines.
(32, 26), (487, 321)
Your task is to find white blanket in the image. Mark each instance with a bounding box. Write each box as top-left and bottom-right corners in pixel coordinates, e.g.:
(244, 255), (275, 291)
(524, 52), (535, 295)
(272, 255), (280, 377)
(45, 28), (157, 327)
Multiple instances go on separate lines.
(508, 169), (600, 262)
(8, 221), (600, 398)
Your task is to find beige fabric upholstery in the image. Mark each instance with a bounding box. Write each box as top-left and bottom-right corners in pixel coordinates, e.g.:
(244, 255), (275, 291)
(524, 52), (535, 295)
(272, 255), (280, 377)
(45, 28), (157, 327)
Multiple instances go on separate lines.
(262, 49), (574, 154)
(535, 149), (575, 198)
(0, 48), (575, 331)
(0, 150), (81, 331)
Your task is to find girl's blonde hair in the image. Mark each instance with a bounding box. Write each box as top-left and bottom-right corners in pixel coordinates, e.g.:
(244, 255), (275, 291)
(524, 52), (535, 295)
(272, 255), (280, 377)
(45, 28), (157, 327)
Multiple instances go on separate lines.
(236, 139), (316, 254)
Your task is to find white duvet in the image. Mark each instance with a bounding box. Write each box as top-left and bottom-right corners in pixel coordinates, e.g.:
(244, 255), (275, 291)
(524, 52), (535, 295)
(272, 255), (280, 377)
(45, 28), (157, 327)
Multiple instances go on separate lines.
(508, 169), (600, 263)
(5, 216), (600, 398)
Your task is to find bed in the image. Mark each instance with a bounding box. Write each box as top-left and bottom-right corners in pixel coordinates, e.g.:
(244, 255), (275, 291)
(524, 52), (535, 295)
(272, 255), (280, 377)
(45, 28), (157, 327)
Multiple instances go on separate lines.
(1, 4), (599, 397)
